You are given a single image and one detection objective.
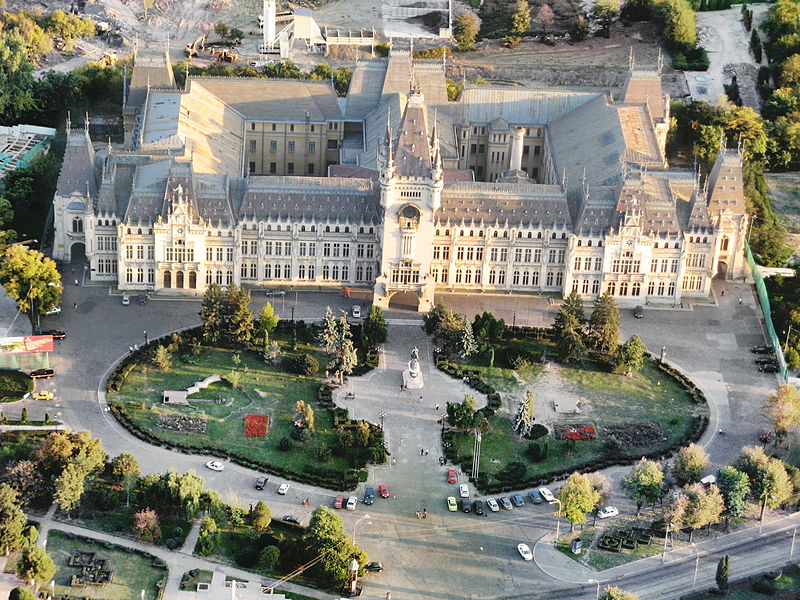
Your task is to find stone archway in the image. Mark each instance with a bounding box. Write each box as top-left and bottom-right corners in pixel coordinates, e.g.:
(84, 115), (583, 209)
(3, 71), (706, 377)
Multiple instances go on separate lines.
(716, 261), (728, 279)
(176, 271), (185, 289)
(70, 242), (86, 263)
(388, 291), (420, 312)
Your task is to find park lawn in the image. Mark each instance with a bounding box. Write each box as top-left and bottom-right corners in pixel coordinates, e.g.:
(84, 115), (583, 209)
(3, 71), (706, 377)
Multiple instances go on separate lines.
(46, 530), (167, 600)
(449, 359), (706, 483)
(65, 505), (190, 545)
(684, 564), (800, 599)
(0, 369), (34, 403)
(555, 530), (666, 570)
(0, 432), (48, 470)
(179, 569), (213, 591)
(109, 342), (350, 475)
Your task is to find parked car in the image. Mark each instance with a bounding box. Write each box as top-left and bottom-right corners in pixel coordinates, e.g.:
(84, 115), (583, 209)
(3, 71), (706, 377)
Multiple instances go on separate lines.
(378, 484), (389, 498)
(528, 490), (543, 505)
(205, 460), (224, 472)
(30, 368), (54, 379)
(538, 487), (556, 503)
(752, 345), (774, 354)
(446, 496), (458, 512)
(633, 305), (644, 318)
(255, 477), (268, 490)
(277, 483), (290, 495)
(517, 543), (533, 561)
(346, 496), (358, 510)
(486, 498), (500, 512)
(282, 515), (301, 525)
(447, 468), (457, 483)
(265, 289), (286, 297)
(500, 497), (513, 510)
(510, 494), (524, 507)
(472, 500), (485, 515)
(121, 294), (130, 305)
(459, 484), (469, 498)
(42, 330), (66, 340)
(755, 355), (778, 365)
(44, 305), (61, 316)
(364, 486), (375, 505)
(333, 495), (345, 509)
(458, 498), (472, 513)
(597, 506), (619, 519)
(352, 305), (361, 318)
(137, 294), (148, 305)
(699, 475), (717, 488)
(33, 391), (54, 401)
(364, 562), (383, 573)
(760, 363), (780, 373)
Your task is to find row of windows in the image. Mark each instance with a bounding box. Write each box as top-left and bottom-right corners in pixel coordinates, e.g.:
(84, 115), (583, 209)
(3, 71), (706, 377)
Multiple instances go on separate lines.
(165, 247), (194, 262)
(651, 258), (680, 273)
(96, 219), (118, 227)
(611, 259), (642, 274)
(125, 245), (155, 260)
(572, 279), (603, 295)
(206, 247), (236, 262)
(249, 122), (322, 132)
(683, 275), (705, 291)
(687, 253), (706, 268)
(575, 239), (604, 247)
(249, 140), (318, 154)
(391, 268), (420, 284)
(97, 236), (117, 252)
(573, 256), (605, 272)
(249, 161), (316, 175)
(605, 281), (677, 297)
(125, 267), (156, 284)
(435, 228), (570, 240)
(96, 259), (117, 274)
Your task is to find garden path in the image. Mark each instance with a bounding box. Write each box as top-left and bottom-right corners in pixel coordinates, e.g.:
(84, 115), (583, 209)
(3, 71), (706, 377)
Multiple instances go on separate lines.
(179, 519), (201, 555)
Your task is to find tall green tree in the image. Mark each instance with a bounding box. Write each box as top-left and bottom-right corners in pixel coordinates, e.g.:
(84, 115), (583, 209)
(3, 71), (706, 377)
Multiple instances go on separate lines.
(591, 0), (622, 37)
(0, 483), (27, 552)
(35, 430), (106, 480)
(614, 335), (648, 375)
(222, 285), (254, 346)
(654, 0), (697, 51)
(331, 314), (358, 385)
(1, 460), (43, 507)
(553, 290), (585, 338)
(559, 472), (600, 531)
(0, 244), (61, 316)
(200, 283), (224, 344)
(0, 30), (36, 121)
(303, 506), (366, 589)
(622, 458), (664, 515)
(509, 0), (532, 37)
(453, 12), (479, 51)
(257, 302), (279, 344)
(672, 443), (710, 487)
(766, 384), (800, 443)
(683, 482), (724, 541)
(599, 587), (638, 600)
(760, 458), (794, 519)
(196, 516), (219, 555)
(110, 452), (140, 482)
(716, 555), (730, 592)
(15, 545), (57, 586)
(251, 500), (272, 531)
(735, 445), (771, 498)
(362, 305), (387, 348)
(587, 292), (620, 356)
(459, 317), (478, 357)
(319, 306), (339, 351)
(716, 466), (750, 527)
(556, 317), (586, 364)
(588, 472), (612, 524)
(9, 587), (36, 600)
(53, 462), (86, 515)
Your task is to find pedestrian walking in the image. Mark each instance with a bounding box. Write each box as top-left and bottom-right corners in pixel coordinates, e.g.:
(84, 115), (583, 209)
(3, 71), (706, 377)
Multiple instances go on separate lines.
(721, 290), (725, 297)
(739, 297), (743, 305)
(435, 404), (439, 411)
(74, 278), (79, 286)
(419, 394), (423, 402)
(73, 302), (77, 311)
(420, 448), (424, 456)
(425, 449), (429, 456)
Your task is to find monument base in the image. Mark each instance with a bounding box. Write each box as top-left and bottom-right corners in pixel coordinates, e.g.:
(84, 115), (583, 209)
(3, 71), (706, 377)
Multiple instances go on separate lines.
(402, 370), (424, 389)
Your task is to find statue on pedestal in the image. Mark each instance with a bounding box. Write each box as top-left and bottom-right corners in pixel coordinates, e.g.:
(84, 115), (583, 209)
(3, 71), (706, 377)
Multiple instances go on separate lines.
(403, 346), (424, 389)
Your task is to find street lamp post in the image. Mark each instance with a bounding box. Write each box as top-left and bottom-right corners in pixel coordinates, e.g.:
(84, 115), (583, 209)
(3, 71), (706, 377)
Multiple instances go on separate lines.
(692, 543), (699, 588)
(661, 521), (673, 563)
(379, 411), (386, 431)
(352, 514), (371, 544)
(791, 527), (797, 559)
(512, 311), (516, 330)
(143, 330), (148, 345)
(587, 579), (600, 600)
(553, 498), (562, 543)
(472, 430), (482, 480)
(784, 325), (795, 354)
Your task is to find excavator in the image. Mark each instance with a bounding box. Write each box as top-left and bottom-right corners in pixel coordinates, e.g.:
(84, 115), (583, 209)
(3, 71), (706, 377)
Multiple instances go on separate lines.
(184, 34), (206, 59)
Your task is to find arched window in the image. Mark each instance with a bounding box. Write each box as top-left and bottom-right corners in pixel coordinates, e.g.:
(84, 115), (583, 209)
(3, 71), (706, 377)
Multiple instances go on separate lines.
(598, 240), (603, 247)
(722, 236), (730, 251)
(301, 225), (306, 232)
(216, 270), (223, 284)
(513, 270), (520, 285)
(137, 228), (142, 235)
(648, 281), (655, 295)
(137, 268), (144, 283)
(592, 279), (599, 294)
(632, 282), (641, 296)
(527, 232), (532, 238)
(206, 271), (212, 286)
(226, 271), (233, 285)
(455, 269), (463, 284)
(493, 231), (498, 238)
(369, 227), (374, 234)
(464, 269), (472, 284)
(517, 232), (522, 238)
(325, 226), (330, 232)
(658, 281), (665, 295)
(654, 242), (659, 249)
(148, 268), (154, 284)
(189, 271), (197, 288)
(435, 229), (440, 236)
(607, 281), (616, 295)
(360, 226), (365, 234)
(537, 232), (542, 239)
(674, 242), (679, 249)
(345, 227), (350, 233)
(503, 231), (508, 238)
(587, 240), (592, 247)
(562, 233), (567, 239)
(469, 230), (474, 237)
(572, 279), (579, 293)
(479, 230), (484, 237)
(97, 219), (102, 226)
(176, 271), (184, 288)
(703, 237), (707, 243)
(551, 232), (556, 239)
(335, 226), (340, 233)
(163, 270), (171, 288)
(311, 225), (317, 232)
(668, 282), (675, 295)
(582, 279), (589, 294)
(577, 240), (582, 246)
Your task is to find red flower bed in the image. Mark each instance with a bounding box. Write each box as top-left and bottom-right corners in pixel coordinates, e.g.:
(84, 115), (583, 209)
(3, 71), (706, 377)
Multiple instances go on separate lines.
(554, 424), (596, 440)
(244, 414), (269, 437)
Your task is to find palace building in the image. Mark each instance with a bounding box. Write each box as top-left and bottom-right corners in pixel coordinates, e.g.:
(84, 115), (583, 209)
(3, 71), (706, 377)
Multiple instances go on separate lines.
(52, 48), (748, 312)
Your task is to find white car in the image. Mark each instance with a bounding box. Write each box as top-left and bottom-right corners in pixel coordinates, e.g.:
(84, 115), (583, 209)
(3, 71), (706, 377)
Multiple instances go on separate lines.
(205, 460), (224, 472)
(352, 305), (361, 318)
(517, 543), (533, 561)
(121, 294), (130, 305)
(346, 496), (358, 510)
(276, 483), (290, 495)
(459, 484), (469, 498)
(598, 506), (619, 519)
(486, 498), (500, 512)
(538, 487), (555, 503)
(44, 305), (61, 316)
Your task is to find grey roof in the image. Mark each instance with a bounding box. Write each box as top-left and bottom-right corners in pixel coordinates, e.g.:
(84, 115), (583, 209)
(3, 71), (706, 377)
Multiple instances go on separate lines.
(56, 129), (96, 198)
(189, 78), (343, 122)
(452, 87), (602, 126)
(548, 95), (627, 189)
(345, 61), (388, 120)
(394, 93), (432, 178)
(240, 176), (381, 223)
(438, 182), (571, 228)
(124, 159), (172, 223)
(615, 171), (705, 235)
(621, 70), (666, 122)
(128, 48), (176, 109)
(574, 188), (617, 235)
(141, 91), (181, 146)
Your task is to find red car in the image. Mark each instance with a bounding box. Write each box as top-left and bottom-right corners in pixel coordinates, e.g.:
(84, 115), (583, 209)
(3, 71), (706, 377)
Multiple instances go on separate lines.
(447, 469), (457, 484)
(378, 484), (389, 498)
(333, 495), (345, 509)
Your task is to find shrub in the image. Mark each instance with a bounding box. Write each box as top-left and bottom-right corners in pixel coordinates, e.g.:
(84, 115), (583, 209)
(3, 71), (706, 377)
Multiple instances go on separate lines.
(526, 423), (548, 440)
(277, 437), (293, 451)
(292, 353), (319, 376)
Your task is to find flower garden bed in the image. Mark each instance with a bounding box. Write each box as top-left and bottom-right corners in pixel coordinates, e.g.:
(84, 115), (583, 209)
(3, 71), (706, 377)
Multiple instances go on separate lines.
(244, 414), (269, 437)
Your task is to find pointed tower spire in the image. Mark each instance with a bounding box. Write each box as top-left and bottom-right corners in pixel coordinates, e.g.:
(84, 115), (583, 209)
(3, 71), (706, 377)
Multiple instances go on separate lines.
(430, 108), (440, 161)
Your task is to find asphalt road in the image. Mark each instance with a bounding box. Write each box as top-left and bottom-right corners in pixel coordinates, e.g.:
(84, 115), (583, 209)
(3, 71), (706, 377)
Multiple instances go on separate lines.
(7, 273), (793, 600)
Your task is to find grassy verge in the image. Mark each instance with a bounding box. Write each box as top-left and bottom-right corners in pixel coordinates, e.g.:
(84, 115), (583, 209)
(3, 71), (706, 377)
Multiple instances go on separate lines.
(684, 564), (800, 599)
(179, 569), (213, 591)
(0, 369), (35, 403)
(64, 505), (190, 547)
(46, 530), (167, 600)
(555, 531), (665, 570)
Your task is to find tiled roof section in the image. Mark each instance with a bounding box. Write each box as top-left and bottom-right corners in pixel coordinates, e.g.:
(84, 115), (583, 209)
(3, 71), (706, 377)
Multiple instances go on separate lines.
(616, 171), (703, 234)
(621, 70), (666, 122)
(344, 60), (387, 120)
(189, 78), (343, 122)
(141, 91), (181, 147)
(56, 129), (96, 198)
(328, 165), (379, 180)
(394, 93), (432, 178)
(443, 169), (474, 183)
(95, 154), (150, 214)
(123, 159), (172, 223)
(128, 49), (176, 109)
(707, 150), (746, 216)
(239, 176), (381, 223)
(192, 173), (234, 225)
(617, 104), (663, 164)
(353, 94), (403, 170)
(548, 95), (626, 188)
(438, 182), (571, 227)
(453, 88), (602, 126)
(574, 189), (617, 234)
